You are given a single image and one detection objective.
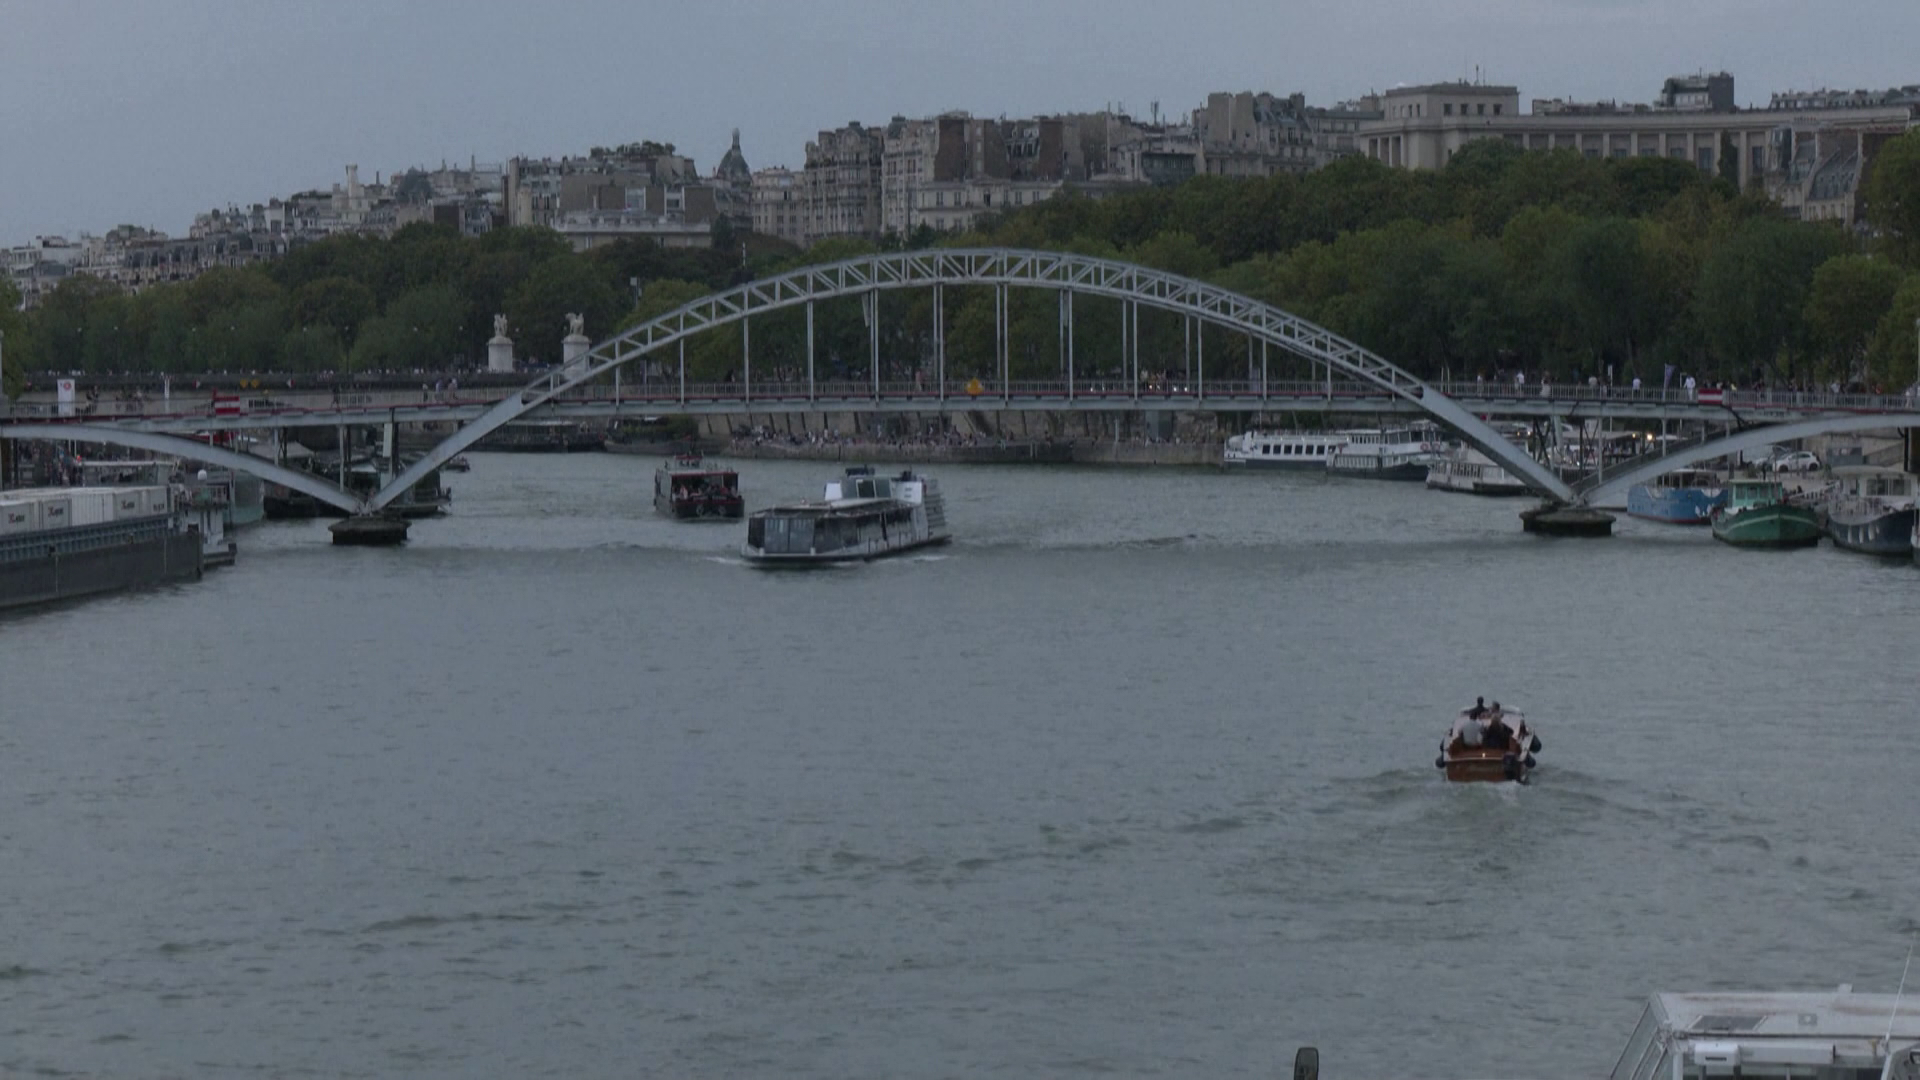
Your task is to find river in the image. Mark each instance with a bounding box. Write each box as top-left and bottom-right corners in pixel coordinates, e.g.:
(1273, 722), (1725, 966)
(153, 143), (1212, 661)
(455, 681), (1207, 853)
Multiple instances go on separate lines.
(3, 452), (1916, 1078)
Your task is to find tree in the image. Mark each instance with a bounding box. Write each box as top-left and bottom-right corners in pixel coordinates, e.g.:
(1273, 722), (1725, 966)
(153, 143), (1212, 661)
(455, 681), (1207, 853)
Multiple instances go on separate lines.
(1608, 155), (1709, 218)
(503, 255), (622, 365)
(349, 284), (469, 371)
(1127, 231), (1218, 279)
(1803, 255), (1906, 382)
(281, 325), (345, 373)
(1694, 218), (1849, 381)
(31, 273), (124, 372)
(1863, 274), (1920, 390)
(0, 278), (29, 398)
(80, 293), (137, 373)
(1865, 128), (1920, 268)
(1560, 217), (1650, 375)
(290, 276), (378, 347)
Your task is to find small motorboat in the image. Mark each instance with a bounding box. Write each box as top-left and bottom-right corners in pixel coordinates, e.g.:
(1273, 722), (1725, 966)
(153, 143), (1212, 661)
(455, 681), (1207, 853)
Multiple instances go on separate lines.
(443, 455), (472, 472)
(1437, 705), (1542, 784)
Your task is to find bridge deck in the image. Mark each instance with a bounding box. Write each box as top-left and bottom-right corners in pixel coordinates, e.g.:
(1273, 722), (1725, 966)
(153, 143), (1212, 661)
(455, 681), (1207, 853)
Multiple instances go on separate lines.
(8, 380), (1913, 435)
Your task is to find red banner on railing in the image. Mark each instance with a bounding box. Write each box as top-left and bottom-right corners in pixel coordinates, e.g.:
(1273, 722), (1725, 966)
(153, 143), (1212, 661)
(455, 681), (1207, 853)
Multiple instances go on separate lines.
(1696, 388), (1724, 405)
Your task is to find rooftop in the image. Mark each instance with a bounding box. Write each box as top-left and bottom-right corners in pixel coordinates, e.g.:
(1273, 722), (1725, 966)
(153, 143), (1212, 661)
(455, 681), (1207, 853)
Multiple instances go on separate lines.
(1382, 80), (1518, 97)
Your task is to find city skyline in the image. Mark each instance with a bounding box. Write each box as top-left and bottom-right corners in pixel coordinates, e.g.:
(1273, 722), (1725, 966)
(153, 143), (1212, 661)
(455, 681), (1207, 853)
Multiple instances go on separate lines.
(4, 0), (1919, 244)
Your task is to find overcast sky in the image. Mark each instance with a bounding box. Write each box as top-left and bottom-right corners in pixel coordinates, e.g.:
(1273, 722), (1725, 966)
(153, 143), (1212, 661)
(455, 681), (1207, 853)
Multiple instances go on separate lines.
(3, 0), (1917, 245)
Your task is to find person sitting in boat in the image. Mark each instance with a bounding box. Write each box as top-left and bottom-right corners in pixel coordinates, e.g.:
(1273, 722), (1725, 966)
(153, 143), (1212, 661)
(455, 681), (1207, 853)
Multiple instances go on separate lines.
(1466, 697), (1488, 719)
(1481, 704), (1514, 751)
(1446, 708), (1485, 749)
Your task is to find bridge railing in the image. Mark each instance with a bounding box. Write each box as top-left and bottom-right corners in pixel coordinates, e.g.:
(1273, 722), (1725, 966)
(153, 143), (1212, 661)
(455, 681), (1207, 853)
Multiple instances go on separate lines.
(9, 379), (1920, 423)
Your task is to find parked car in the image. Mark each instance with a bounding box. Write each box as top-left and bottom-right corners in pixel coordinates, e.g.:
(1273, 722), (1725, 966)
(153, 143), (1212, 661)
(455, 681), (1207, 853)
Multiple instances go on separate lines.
(1773, 450), (1821, 472)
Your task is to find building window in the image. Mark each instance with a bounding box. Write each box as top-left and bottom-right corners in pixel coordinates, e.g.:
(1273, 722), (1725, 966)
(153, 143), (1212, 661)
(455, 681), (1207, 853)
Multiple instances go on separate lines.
(1492, 104), (1502, 115)
(1444, 103), (1454, 116)
(1697, 147), (1713, 171)
(936, 192), (945, 207)
(1477, 103), (1486, 116)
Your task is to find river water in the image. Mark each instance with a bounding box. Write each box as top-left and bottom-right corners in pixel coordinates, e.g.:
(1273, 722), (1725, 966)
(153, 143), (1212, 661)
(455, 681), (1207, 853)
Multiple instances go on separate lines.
(4, 452), (1917, 1079)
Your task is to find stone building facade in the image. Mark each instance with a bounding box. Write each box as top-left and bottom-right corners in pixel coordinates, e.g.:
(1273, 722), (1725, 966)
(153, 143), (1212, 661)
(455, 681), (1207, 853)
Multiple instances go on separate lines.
(799, 122), (884, 244)
(1353, 74), (1917, 222)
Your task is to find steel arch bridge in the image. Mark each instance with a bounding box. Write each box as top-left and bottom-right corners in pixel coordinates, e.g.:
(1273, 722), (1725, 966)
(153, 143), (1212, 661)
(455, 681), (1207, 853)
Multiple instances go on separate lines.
(371, 247), (1578, 509)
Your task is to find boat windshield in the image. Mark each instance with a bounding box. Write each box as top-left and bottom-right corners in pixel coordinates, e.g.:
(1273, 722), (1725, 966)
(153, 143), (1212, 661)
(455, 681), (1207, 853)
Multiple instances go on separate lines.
(750, 504), (916, 555)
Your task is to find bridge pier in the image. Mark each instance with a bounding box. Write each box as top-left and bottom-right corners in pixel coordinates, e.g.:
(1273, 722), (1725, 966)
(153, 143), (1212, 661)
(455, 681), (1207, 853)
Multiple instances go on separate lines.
(1520, 505), (1616, 537)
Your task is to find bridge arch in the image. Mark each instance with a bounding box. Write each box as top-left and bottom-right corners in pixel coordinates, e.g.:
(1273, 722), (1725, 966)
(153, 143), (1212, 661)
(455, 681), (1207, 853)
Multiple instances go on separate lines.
(372, 248), (1575, 508)
(0, 424), (366, 514)
(1578, 414), (1920, 506)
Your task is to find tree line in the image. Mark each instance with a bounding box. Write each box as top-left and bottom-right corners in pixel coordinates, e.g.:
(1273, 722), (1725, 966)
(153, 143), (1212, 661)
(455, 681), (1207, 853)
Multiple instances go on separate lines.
(7, 129), (1920, 401)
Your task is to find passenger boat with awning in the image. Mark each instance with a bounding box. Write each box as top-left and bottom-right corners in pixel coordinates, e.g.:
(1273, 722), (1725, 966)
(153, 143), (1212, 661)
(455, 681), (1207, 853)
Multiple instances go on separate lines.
(742, 467), (949, 566)
(654, 452), (743, 520)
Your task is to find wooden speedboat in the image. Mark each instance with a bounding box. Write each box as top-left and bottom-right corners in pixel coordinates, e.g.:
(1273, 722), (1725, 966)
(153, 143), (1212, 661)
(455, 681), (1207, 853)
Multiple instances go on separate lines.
(1437, 708), (1542, 784)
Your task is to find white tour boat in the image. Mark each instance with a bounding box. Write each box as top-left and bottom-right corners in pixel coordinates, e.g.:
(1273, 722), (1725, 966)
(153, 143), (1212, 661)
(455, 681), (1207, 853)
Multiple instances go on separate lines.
(1425, 443), (1531, 496)
(742, 466), (949, 566)
(1326, 422), (1450, 481)
(1223, 430), (1350, 470)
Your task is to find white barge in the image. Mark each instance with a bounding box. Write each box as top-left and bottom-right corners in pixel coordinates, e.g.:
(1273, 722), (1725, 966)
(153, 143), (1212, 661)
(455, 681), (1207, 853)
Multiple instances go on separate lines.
(742, 466), (949, 566)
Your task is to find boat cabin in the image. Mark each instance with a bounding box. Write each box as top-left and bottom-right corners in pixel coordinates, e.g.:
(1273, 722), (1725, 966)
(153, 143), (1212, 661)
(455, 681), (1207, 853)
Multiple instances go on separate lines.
(1725, 478), (1788, 510)
(1830, 465), (1919, 504)
(1653, 470), (1724, 491)
(1224, 431), (1349, 464)
(654, 453), (743, 519)
(1608, 988), (1920, 1080)
(743, 467), (945, 562)
(1340, 421), (1444, 449)
(746, 499), (916, 556)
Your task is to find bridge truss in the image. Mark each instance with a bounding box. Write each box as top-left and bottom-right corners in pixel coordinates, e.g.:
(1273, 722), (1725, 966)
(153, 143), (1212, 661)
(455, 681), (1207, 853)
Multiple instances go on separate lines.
(372, 248), (1577, 508)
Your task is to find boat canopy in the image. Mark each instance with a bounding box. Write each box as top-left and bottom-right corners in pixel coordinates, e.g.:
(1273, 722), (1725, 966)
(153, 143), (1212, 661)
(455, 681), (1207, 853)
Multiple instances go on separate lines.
(1609, 988), (1920, 1080)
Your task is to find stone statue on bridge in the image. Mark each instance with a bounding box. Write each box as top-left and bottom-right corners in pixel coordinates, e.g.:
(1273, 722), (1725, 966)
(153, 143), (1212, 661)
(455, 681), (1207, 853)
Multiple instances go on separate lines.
(566, 312), (585, 338)
(492, 314), (510, 340)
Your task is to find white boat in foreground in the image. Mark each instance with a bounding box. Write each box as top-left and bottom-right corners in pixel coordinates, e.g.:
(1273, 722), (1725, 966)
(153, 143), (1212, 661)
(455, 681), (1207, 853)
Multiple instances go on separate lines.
(1609, 986), (1920, 1080)
(742, 466), (949, 566)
